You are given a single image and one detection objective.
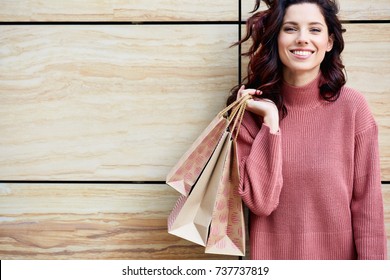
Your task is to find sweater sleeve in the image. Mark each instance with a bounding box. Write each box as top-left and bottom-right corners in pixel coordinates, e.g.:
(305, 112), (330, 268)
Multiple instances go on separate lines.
(352, 124), (387, 260)
(236, 113), (283, 216)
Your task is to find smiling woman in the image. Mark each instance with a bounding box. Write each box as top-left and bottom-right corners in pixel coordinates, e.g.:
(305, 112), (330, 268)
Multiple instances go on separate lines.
(227, 0), (387, 260)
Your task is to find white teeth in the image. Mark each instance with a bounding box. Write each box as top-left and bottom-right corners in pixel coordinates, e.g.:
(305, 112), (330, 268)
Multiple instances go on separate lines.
(292, 50), (312, 56)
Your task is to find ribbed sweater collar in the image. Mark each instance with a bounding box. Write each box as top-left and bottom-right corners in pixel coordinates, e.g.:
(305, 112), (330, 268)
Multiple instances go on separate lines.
(282, 73), (325, 110)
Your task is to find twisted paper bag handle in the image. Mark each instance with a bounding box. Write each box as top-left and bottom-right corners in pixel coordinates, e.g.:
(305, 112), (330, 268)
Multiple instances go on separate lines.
(218, 94), (252, 141)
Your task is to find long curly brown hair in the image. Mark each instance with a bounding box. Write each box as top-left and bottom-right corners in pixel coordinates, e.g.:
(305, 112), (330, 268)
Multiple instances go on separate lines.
(227, 0), (346, 118)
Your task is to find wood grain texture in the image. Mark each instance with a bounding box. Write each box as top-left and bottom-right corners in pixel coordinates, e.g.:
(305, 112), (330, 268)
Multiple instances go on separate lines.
(1, 183), (387, 259)
(0, 183), (236, 260)
(241, 0), (390, 20)
(0, 25), (238, 180)
(342, 24), (390, 181)
(0, 0), (238, 21)
(240, 24), (390, 180)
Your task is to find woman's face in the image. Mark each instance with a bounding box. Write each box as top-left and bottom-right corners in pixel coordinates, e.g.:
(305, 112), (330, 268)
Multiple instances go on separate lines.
(277, 3), (334, 82)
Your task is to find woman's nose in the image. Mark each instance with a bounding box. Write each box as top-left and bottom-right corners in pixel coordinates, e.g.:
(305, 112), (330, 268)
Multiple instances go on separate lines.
(296, 32), (309, 45)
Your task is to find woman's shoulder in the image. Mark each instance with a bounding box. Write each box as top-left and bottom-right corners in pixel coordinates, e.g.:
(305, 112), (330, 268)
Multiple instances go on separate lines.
(337, 86), (377, 133)
(338, 86), (368, 106)
(336, 85), (373, 113)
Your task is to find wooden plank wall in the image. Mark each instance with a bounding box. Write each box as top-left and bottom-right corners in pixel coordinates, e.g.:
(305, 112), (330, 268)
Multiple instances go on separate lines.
(0, 0), (389, 259)
(0, 0), (239, 260)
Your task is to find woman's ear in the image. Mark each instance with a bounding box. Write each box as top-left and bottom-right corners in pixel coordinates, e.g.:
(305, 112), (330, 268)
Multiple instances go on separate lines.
(327, 34), (334, 52)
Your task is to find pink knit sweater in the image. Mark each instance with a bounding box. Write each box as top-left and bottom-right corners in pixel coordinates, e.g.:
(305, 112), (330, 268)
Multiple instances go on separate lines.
(237, 75), (387, 260)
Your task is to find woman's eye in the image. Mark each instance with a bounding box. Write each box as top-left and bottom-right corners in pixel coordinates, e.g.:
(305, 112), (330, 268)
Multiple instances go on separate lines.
(310, 28), (322, 33)
(283, 27), (297, 32)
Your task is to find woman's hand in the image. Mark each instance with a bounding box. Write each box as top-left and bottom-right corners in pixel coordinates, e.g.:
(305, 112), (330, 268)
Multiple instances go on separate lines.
(237, 85), (280, 134)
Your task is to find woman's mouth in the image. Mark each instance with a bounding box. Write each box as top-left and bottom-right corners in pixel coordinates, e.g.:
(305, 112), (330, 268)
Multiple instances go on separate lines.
(292, 50), (312, 55)
(290, 49), (314, 58)
(290, 50), (314, 59)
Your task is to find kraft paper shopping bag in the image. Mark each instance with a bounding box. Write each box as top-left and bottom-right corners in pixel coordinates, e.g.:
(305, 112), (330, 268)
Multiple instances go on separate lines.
(167, 130), (230, 245)
(167, 94), (250, 253)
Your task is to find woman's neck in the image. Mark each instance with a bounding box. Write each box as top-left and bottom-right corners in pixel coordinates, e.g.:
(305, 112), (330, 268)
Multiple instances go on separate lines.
(282, 68), (321, 87)
(281, 72), (324, 110)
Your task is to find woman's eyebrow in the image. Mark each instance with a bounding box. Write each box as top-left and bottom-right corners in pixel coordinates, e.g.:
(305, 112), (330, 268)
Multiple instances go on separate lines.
(283, 21), (325, 26)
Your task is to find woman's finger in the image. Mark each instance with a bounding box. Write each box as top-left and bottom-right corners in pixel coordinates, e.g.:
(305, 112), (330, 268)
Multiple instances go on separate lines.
(237, 85), (245, 100)
(237, 86), (262, 101)
(241, 89), (262, 96)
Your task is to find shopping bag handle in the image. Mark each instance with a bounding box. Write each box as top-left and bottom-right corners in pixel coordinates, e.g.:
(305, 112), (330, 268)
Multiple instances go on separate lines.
(218, 94), (251, 119)
(218, 94), (252, 140)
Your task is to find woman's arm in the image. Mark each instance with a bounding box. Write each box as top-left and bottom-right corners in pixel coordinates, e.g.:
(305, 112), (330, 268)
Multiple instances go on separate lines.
(235, 86), (283, 216)
(352, 124), (387, 259)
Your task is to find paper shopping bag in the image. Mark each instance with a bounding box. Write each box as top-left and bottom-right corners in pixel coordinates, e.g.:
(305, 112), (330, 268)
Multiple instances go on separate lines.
(166, 115), (228, 196)
(167, 94), (250, 250)
(166, 95), (251, 197)
(205, 140), (245, 256)
(167, 130), (230, 245)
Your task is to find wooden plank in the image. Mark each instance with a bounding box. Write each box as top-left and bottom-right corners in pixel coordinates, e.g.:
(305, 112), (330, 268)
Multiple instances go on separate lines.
(0, 0), (238, 21)
(240, 24), (390, 180)
(0, 182), (387, 260)
(342, 24), (390, 181)
(0, 183), (236, 259)
(0, 184), (236, 260)
(0, 25), (238, 180)
(241, 0), (390, 21)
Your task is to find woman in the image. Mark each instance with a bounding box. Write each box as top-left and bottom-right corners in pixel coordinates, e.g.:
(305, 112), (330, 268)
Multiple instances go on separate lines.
(229, 0), (387, 259)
